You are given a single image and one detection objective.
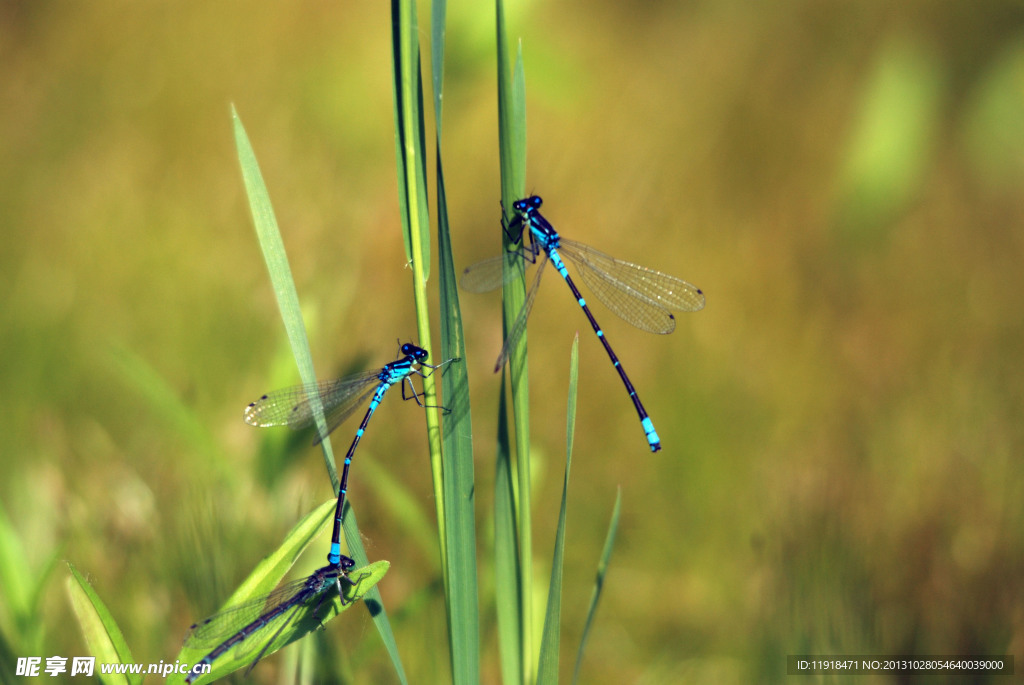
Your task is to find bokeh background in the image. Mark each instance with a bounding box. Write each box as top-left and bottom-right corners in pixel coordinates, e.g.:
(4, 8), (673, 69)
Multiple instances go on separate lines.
(3, 1), (1024, 683)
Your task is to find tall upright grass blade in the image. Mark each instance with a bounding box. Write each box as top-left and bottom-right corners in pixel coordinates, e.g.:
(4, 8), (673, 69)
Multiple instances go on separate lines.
(497, 2), (526, 208)
(536, 335), (580, 685)
(390, 0), (430, 274)
(231, 106), (337, 491)
(493, 376), (522, 685)
(66, 563), (138, 685)
(0, 500), (34, 633)
(572, 489), (622, 685)
(431, 0), (447, 126)
(389, 0), (448, 575)
(565, 335), (579, 460)
(391, 0), (483, 680)
(232, 107), (407, 684)
(496, 2), (532, 678)
(1, 502), (59, 660)
(437, 158), (480, 685)
(432, 0), (481, 682)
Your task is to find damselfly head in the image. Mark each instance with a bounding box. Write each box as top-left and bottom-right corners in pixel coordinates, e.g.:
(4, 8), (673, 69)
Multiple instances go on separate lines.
(400, 342), (428, 361)
(513, 195), (543, 213)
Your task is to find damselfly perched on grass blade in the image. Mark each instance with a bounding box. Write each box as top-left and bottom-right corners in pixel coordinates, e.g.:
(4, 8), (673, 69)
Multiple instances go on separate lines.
(461, 196), (704, 452)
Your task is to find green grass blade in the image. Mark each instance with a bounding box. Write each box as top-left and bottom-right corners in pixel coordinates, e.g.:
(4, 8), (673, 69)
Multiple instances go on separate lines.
(390, 5), (413, 267)
(433, 0), (481, 679)
(497, 1), (526, 207)
(391, 0), (430, 277)
(233, 107), (406, 684)
(536, 335), (579, 685)
(231, 106), (337, 491)
(390, 0), (448, 579)
(565, 335), (579, 459)
(572, 489), (622, 685)
(431, 0), (447, 128)
(0, 499), (59, 666)
(496, 4), (532, 678)
(65, 562), (138, 685)
(493, 375), (522, 685)
(437, 131), (480, 685)
(27, 547), (62, 646)
(0, 500), (32, 631)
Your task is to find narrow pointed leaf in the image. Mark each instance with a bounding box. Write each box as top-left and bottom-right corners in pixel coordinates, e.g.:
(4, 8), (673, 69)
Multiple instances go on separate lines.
(496, 5), (532, 679)
(572, 489), (622, 685)
(233, 107), (406, 683)
(493, 376), (522, 685)
(437, 75), (481, 685)
(232, 106), (338, 490)
(66, 563), (138, 685)
(537, 335), (579, 685)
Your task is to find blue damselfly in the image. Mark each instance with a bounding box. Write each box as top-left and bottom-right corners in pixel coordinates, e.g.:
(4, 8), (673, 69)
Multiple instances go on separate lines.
(461, 196), (704, 452)
(244, 343), (458, 564)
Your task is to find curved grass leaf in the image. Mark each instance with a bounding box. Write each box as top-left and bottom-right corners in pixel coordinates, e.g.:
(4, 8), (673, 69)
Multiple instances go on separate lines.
(0, 500), (33, 631)
(438, 174), (480, 684)
(572, 488), (622, 685)
(233, 107), (406, 683)
(433, 0), (481, 678)
(436, 75), (481, 685)
(496, 3), (532, 677)
(3, 499), (60, 677)
(66, 563), (138, 685)
(493, 375), (522, 685)
(536, 335), (579, 685)
(389, 0), (446, 593)
(231, 106), (338, 490)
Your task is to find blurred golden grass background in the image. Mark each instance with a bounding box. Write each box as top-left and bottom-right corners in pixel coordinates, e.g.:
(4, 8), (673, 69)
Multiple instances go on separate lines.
(2, 0), (1024, 682)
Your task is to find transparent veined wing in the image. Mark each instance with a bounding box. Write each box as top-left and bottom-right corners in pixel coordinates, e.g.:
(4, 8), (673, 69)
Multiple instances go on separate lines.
(559, 238), (704, 334)
(459, 245), (537, 294)
(494, 254), (549, 372)
(243, 370), (383, 437)
(184, 578), (313, 651)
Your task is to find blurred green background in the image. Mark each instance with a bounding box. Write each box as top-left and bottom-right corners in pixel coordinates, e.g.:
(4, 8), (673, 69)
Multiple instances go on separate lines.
(3, 0), (1024, 683)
